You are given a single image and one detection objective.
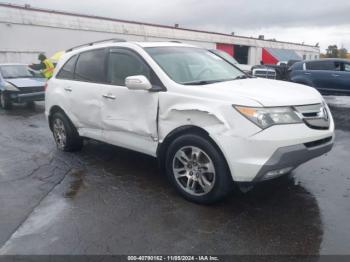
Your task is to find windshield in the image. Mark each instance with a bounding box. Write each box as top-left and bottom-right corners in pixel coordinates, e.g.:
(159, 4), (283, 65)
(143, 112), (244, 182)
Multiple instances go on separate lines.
(210, 49), (239, 65)
(146, 47), (246, 85)
(0, 65), (37, 79)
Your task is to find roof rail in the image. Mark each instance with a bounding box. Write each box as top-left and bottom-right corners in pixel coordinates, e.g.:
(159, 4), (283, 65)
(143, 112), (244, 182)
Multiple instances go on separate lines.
(66, 38), (126, 52)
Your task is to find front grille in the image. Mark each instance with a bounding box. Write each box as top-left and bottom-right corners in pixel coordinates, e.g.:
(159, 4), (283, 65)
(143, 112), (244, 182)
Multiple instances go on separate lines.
(16, 86), (45, 93)
(304, 137), (332, 148)
(294, 103), (330, 130)
(253, 70), (276, 79)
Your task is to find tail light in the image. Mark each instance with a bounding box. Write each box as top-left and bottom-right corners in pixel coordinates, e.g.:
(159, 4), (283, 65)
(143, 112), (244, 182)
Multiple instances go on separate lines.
(44, 82), (48, 91)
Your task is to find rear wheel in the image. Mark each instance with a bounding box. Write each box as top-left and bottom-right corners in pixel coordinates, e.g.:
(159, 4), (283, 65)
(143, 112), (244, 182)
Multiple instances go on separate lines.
(51, 112), (83, 152)
(0, 91), (12, 110)
(165, 134), (233, 204)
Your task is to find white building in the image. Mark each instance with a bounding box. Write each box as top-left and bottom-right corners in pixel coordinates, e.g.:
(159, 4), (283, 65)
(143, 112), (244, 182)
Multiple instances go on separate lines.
(0, 3), (320, 65)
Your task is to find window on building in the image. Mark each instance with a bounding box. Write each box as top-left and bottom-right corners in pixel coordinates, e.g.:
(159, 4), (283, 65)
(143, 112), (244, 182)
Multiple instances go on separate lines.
(56, 55), (78, 80)
(75, 49), (106, 83)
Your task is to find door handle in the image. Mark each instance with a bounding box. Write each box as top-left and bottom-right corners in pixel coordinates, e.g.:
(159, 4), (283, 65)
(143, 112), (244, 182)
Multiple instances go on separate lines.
(64, 87), (72, 92)
(332, 74), (340, 77)
(102, 94), (116, 100)
(304, 72), (311, 75)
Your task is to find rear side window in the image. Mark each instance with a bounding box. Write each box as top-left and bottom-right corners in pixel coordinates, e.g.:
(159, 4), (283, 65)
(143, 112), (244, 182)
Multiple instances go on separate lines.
(107, 51), (150, 86)
(306, 61), (341, 71)
(56, 55), (78, 80)
(290, 62), (303, 71)
(75, 49), (106, 83)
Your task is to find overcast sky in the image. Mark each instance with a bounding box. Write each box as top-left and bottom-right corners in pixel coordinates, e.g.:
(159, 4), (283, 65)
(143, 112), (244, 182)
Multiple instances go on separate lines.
(3, 0), (350, 51)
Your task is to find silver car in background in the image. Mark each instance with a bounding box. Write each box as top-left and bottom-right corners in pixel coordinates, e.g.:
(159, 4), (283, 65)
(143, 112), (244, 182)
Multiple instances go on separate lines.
(0, 64), (46, 109)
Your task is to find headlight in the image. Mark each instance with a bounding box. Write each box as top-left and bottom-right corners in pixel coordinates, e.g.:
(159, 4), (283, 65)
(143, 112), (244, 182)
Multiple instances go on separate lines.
(234, 105), (302, 129)
(4, 82), (19, 91)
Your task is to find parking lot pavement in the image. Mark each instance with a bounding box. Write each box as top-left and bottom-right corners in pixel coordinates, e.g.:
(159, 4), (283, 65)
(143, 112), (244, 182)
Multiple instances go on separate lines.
(0, 99), (349, 255)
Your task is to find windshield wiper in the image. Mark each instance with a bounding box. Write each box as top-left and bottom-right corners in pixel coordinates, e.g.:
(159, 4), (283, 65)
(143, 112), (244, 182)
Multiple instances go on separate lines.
(182, 80), (214, 85)
(182, 78), (236, 85)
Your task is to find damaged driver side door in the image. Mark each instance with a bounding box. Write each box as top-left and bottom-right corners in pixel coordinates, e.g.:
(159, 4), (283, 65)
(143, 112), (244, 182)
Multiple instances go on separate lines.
(101, 48), (160, 156)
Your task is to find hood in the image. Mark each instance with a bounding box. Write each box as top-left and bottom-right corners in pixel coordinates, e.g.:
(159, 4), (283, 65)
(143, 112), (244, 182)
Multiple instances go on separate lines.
(6, 78), (46, 88)
(201, 78), (323, 107)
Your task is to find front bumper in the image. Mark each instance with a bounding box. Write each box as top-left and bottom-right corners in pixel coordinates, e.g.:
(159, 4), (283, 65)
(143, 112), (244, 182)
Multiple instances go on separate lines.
(9, 91), (45, 103)
(253, 136), (333, 182)
(211, 119), (335, 182)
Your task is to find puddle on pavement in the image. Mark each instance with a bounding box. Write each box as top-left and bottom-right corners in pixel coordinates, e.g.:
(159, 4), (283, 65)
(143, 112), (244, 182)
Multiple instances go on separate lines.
(64, 168), (86, 199)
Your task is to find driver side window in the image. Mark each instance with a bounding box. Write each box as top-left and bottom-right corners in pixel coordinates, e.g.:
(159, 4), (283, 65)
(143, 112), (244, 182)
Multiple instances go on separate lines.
(107, 51), (150, 86)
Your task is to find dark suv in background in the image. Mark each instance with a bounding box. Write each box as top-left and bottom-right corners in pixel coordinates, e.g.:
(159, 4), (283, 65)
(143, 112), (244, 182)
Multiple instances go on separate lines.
(288, 59), (350, 95)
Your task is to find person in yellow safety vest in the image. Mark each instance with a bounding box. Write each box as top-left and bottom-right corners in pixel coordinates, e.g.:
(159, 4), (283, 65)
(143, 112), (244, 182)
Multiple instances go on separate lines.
(29, 53), (55, 79)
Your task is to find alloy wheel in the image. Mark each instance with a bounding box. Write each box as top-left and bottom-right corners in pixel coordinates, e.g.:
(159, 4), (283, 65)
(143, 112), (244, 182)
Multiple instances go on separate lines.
(172, 146), (216, 196)
(53, 118), (67, 149)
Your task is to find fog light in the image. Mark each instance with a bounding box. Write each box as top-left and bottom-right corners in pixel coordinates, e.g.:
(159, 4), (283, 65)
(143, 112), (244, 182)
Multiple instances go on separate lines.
(264, 167), (294, 179)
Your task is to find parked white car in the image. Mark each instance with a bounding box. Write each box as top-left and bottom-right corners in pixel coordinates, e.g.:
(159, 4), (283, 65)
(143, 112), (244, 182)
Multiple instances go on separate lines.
(45, 40), (334, 204)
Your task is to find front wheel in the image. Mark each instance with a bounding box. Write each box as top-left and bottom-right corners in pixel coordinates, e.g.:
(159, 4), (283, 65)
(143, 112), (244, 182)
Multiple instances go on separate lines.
(51, 112), (83, 152)
(165, 134), (233, 204)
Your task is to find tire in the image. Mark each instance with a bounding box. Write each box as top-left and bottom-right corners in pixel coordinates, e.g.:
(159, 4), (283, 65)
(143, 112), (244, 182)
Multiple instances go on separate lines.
(51, 112), (83, 152)
(0, 91), (12, 110)
(165, 133), (233, 204)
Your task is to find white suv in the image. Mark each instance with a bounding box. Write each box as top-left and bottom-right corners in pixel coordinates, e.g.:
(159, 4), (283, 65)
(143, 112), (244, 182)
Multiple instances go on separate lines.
(45, 40), (334, 204)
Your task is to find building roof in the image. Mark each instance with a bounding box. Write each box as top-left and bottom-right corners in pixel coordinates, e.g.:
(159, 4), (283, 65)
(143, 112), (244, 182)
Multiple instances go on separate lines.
(0, 2), (318, 49)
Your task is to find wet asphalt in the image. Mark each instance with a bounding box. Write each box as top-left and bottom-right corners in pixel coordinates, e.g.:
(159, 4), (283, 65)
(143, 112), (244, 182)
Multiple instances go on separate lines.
(0, 97), (349, 256)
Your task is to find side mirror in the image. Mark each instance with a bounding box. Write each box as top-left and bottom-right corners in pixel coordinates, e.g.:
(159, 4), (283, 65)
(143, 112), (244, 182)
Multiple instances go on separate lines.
(125, 75), (152, 91)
